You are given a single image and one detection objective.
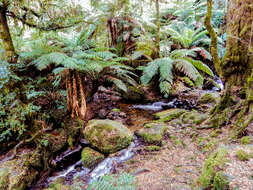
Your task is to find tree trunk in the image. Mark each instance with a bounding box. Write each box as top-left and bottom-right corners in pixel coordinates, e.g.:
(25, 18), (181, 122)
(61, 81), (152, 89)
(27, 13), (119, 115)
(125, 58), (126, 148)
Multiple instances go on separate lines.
(0, 7), (16, 63)
(155, 0), (160, 57)
(209, 0), (253, 136)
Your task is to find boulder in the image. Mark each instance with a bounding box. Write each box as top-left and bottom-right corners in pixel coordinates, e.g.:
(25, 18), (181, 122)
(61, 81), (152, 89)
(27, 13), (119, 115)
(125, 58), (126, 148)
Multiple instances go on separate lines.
(83, 119), (133, 154)
(81, 147), (104, 169)
(0, 150), (41, 190)
(135, 122), (167, 144)
(197, 92), (220, 105)
(155, 108), (187, 122)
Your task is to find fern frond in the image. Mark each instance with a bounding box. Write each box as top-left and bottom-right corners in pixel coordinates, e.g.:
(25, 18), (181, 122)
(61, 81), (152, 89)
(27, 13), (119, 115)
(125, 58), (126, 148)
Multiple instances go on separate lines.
(107, 76), (127, 92)
(183, 57), (214, 77)
(192, 30), (208, 43)
(173, 59), (200, 81)
(141, 58), (171, 86)
(170, 49), (197, 59)
(34, 52), (69, 70)
(94, 51), (117, 60)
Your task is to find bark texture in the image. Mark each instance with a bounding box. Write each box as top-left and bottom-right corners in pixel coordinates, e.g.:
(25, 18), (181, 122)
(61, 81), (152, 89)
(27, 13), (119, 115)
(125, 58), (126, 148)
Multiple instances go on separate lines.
(0, 7), (16, 63)
(208, 0), (253, 136)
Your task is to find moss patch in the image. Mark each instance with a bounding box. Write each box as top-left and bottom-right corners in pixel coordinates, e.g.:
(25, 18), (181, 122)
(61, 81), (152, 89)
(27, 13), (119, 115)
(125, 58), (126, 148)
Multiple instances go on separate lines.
(136, 122), (167, 145)
(199, 147), (228, 189)
(241, 136), (252, 145)
(145, 145), (161, 151)
(84, 119), (133, 154)
(155, 109), (187, 122)
(236, 149), (252, 161)
(81, 147), (105, 169)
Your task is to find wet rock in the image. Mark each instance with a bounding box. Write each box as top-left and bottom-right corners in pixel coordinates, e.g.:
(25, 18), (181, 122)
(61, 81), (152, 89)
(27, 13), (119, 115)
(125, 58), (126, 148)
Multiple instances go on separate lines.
(98, 109), (108, 119)
(81, 147), (105, 169)
(135, 122), (167, 144)
(0, 149), (41, 190)
(155, 108), (187, 122)
(83, 119), (133, 154)
(107, 109), (127, 123)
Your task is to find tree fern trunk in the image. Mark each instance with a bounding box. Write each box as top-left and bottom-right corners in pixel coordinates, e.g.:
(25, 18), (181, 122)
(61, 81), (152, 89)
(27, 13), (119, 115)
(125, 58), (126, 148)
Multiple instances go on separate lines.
(77, 72), (86, 120)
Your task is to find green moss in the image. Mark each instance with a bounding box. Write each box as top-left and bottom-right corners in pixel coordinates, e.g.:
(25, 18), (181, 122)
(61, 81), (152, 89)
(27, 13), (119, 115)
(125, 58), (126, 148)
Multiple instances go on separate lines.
(136, 122), (167, 144)
(197, 92), (218, 105)
(0, 169), (9, 190)
(112, 108), (120, 112)
(81, 147), (105, 169)
(199, 147), (228, 188)
(241, 136), (252, 145)
(145, 145), (161, 151)
(84, 119), (133, 154)
(213, 171), (229, 190)
(236, 150), (251, 161)
(155, 109), (187, 122)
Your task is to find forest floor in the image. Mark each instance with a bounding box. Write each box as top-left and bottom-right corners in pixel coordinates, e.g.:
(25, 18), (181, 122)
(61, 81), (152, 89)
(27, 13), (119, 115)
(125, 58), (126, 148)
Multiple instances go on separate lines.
(114, 116), (253, 190)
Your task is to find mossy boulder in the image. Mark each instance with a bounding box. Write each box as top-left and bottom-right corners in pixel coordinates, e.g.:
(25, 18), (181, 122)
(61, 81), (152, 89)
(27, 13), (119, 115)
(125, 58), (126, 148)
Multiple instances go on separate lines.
(81, 147), (105, 169)
(197, 92), (220, 106)
(0, 150), (41, 190)
(135, 122), (167, 144)
(83, 119), (133, 154)
(155, 109), (187, 122)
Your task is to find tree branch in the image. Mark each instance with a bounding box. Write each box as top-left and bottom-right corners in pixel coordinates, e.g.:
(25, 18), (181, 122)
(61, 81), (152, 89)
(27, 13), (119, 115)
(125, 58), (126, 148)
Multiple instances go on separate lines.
(6, 10), (91, 31)
(204, 0), (222, 76)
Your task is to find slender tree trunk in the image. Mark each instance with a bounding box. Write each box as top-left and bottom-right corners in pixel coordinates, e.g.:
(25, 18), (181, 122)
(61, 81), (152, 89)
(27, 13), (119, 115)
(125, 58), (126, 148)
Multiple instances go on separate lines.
(0, 7), (16, 63)
(155, 0), (160, 57)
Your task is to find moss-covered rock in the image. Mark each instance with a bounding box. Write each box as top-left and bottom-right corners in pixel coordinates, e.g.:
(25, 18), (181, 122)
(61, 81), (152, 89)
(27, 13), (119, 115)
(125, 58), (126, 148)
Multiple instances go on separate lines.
(197, 92), (220, 106)
(135, 122), (167, 144)
(154, 109), (187, 122)
(81, 147), (104, 169)
(0, 149), (41, 190)
(83, 119), (133, 154)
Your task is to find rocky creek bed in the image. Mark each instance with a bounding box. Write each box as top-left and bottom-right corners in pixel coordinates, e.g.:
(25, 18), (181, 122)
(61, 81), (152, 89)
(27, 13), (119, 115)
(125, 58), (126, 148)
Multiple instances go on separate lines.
(0, 86), (252, 190)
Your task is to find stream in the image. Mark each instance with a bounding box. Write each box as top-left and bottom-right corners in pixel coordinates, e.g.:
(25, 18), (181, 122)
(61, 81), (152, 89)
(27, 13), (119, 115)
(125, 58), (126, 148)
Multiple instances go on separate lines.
(32, 79), (223, 189)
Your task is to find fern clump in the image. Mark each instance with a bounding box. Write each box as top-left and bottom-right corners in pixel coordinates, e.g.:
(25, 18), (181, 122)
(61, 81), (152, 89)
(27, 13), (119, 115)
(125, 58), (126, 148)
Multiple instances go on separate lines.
(140, 48), (214, 97)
